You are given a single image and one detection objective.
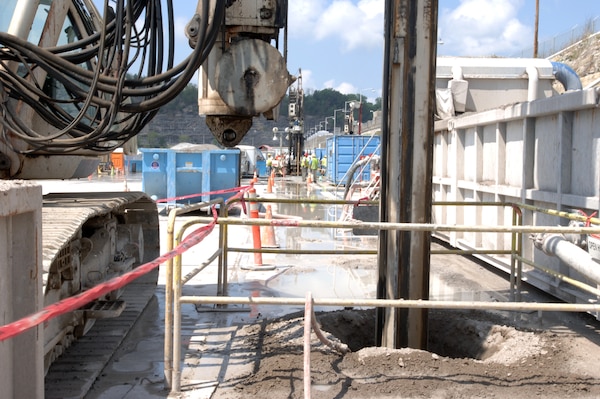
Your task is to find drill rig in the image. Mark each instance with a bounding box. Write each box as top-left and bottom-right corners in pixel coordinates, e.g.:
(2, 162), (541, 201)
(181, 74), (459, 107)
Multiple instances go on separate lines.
(0, 0), (291, 373)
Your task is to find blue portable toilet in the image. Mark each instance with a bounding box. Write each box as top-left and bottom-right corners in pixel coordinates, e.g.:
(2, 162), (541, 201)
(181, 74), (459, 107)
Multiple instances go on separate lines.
(326, 135), (380, 185)
(315, 148), (326, 160)
(256, 159), (267, 177)
(124, 152), (143, 173)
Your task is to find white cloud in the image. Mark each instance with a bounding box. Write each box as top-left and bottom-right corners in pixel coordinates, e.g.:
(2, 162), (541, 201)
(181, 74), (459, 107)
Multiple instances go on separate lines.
(323, 79), (336, 89)
(439, 0), (531, 56)
(323, 79), (356, 95)
(299, 69), (315, 90)
(288, 0), (326, 36)
(289, 0), (384, 52)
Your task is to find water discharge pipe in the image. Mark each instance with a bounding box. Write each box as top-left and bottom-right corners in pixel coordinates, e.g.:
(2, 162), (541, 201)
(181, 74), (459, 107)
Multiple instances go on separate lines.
(342, 156), (372, 200)
(551, 61), (583, 91)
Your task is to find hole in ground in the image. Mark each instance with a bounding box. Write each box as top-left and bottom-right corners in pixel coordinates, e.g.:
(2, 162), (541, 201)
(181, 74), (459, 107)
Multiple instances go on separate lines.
(316, 307), (527, 361)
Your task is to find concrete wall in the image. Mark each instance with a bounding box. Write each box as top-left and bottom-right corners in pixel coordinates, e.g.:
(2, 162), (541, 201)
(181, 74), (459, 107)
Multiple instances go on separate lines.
(433, 88), (600, 306)
(0, 181), (43, 398)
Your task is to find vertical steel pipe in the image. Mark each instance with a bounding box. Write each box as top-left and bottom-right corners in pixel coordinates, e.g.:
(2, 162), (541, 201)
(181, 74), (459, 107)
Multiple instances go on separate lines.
(377, 0), (438, 349)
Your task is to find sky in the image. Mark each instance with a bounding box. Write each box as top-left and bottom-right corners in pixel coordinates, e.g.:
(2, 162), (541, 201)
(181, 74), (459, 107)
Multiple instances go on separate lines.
(92, 1), (599, 102)
(282, 0), (599, 101)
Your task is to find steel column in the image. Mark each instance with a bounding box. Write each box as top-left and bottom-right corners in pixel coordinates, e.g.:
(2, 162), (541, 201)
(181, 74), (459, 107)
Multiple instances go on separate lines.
(377, 0), (438, 349)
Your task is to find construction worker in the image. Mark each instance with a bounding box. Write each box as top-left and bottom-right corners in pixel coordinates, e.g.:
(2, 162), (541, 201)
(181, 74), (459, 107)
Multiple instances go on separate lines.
(300, 153), (308, 180)
(310, 153), (319, 183)
(266, 154), (273, 176)
(320, 155), (327, 177)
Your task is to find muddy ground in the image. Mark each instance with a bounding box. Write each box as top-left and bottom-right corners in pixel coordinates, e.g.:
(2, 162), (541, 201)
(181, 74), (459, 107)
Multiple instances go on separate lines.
(203, 304), (600, 399)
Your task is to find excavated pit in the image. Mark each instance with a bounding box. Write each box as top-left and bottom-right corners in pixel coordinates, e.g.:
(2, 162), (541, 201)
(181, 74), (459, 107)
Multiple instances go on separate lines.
(315, 307), (538, 362)
(246, 306), (542, 364)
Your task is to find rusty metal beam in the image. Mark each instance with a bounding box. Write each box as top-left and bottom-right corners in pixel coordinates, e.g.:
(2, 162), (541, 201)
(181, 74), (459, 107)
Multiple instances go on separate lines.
(377, 0), (438, 349)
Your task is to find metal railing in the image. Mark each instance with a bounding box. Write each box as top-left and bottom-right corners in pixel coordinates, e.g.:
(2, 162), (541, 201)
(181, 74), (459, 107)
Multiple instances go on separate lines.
(162, 195), (600, 395)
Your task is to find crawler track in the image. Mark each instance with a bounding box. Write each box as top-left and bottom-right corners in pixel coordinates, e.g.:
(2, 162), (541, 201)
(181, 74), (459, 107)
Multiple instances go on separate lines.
(40, 192), (160, 398)
(44, 271), (157, 399)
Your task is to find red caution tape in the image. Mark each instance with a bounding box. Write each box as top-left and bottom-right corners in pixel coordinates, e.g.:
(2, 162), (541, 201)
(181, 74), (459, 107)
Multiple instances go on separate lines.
(0, 207), (219, 342)
(155, 185), (252, 203)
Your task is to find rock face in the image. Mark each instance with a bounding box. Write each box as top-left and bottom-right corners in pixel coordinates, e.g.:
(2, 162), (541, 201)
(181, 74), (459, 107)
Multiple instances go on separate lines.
(139, 106), (281, 148)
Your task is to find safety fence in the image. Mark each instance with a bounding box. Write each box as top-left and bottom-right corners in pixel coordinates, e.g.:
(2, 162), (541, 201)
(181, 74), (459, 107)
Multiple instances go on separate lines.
(162, 194), (600, 396)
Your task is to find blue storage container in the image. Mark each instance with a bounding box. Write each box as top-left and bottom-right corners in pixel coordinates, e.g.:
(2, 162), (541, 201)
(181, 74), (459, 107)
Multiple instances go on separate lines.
(201, 150), (240, 202)
(326, 135), (380, 185)
(141, 146), (240, 206)
(141, 148), (170, 201)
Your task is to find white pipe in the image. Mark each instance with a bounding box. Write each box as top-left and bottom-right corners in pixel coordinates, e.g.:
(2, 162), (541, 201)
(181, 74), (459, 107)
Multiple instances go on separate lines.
(533, 233), (600, 284)
(451, 65), (464, 81)
(190, 216), (600, 235)
(303, 292), (312, 399)
(526, 65), (540, 102)
(310, 307), (350, 354)
(8, 0), (40, 39)
(180, 295), (600, 312)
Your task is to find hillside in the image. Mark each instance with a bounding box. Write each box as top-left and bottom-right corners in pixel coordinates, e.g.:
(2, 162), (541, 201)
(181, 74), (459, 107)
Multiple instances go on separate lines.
(550, 32), (600, 89)
(138, 32), (600, 149)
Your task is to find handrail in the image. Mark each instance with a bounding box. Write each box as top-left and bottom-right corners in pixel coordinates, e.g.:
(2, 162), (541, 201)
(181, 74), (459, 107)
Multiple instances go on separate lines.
(178, 216), (600, 234)
(163, 198), (224, 389)
(164, 195), (600, 395)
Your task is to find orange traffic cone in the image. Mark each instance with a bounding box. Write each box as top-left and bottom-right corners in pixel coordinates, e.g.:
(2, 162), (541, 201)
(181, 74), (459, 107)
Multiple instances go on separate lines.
(270, 170), (276, 191)
(248, 188), (263, 266)
(266, 173), (273, 193)
(261, 205), (279, 248)
(307, 172), (312, 186)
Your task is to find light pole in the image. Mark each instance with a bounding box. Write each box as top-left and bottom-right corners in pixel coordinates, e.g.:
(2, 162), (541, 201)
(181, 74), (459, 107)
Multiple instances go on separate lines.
(333, 108), (344, 136)
(358, 88), (376, 134)
(344, 100), (354, 112)
(344, 101), (356, 134)
(325, 116), (334, 132)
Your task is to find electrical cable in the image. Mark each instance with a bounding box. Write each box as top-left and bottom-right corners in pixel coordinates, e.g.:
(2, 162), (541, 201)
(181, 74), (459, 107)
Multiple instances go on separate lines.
(0, 0), (225, 153)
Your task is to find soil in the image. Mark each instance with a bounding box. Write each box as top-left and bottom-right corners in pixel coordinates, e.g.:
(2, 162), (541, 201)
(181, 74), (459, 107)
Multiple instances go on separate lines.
(203, 305), (600, 399)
